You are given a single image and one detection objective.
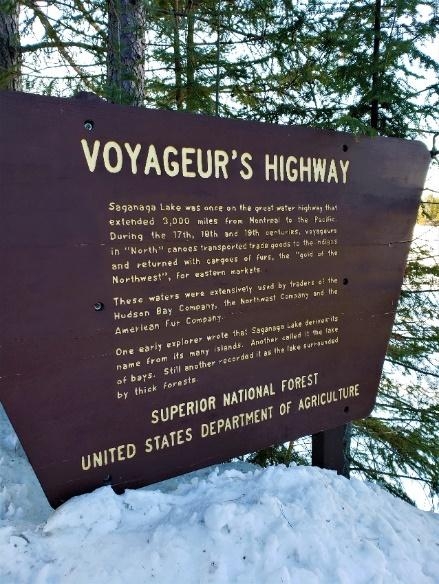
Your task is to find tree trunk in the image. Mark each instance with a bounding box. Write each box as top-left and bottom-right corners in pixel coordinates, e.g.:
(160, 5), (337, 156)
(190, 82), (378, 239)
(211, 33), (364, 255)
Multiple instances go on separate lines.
(107, 0), (146, 106)
(214, 0), (221, 116)
(0, 1), (21, 91)
(171, 2), (184, 110)
(371, 0), (381, 130)
(186, 4), (196, 111)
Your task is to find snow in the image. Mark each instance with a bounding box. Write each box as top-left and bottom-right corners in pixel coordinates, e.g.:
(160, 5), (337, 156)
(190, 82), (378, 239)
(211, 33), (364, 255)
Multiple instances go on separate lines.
(1, 226), (438, 583)
(1, 406), (438, 583)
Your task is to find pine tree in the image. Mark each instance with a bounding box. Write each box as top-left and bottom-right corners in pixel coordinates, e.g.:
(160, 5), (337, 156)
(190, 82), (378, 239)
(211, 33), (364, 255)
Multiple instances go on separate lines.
(18, 0), (105, 95)
(322, 0), (439, 506)
(0, 0), (21, 90)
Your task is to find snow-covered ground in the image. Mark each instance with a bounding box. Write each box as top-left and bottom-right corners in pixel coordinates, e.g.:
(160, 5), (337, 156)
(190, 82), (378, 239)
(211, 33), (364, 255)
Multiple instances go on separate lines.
(1, 406), (438, 584)
(1, 226), (437, 583)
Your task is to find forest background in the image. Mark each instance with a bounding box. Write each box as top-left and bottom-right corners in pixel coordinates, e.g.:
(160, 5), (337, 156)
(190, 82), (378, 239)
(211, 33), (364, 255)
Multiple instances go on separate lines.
(0, 0), (438, 509)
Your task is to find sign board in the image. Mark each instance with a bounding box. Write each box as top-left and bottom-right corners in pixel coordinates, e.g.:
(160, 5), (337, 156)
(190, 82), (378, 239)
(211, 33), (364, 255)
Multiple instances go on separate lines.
(0, 92), (430, 507)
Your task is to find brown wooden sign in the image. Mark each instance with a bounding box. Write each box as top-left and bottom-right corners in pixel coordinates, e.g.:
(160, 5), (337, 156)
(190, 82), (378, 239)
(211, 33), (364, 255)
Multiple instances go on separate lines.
(0, 91), (430, 507)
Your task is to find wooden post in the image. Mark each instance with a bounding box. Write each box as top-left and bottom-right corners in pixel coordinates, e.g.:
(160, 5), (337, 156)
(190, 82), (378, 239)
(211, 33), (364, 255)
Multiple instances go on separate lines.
(312, 424), (351, 478)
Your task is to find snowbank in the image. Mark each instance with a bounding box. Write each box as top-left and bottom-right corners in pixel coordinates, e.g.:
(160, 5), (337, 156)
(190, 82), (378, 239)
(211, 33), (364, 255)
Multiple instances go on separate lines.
(1, 407), (438, 583)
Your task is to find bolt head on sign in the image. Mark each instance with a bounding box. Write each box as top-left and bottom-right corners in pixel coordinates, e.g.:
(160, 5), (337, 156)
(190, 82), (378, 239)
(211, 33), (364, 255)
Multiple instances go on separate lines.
(0, 92), (430, 507)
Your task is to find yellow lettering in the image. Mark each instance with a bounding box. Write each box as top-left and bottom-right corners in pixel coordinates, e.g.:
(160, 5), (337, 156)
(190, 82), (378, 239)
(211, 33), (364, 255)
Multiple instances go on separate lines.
(103, 141), (123, 173)
(124, 142), (141, 174)
(81, 139), (100, 172)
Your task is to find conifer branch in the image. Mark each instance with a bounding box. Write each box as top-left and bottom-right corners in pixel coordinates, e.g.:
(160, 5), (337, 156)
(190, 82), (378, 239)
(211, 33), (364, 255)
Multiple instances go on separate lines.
(22, 0), (98, 92)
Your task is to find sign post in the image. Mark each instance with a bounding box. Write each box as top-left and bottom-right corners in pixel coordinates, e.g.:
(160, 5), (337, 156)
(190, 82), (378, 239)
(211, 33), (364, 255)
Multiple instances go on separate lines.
(0, 92), (430, 507)
(312, 424), (350, 477)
